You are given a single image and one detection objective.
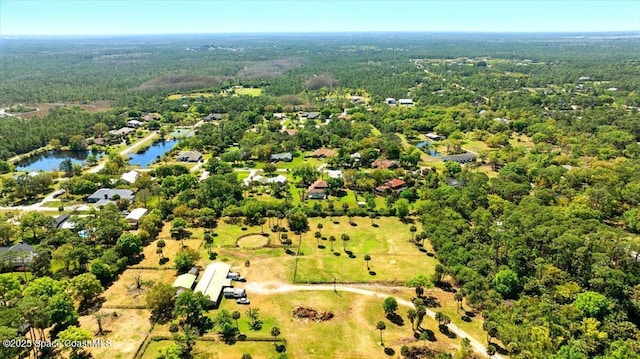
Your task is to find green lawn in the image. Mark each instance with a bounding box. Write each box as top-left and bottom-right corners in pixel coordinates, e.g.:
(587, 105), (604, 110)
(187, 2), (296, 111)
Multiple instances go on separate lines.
(295, 217), (437, 283)
(234, 87), (263, 97)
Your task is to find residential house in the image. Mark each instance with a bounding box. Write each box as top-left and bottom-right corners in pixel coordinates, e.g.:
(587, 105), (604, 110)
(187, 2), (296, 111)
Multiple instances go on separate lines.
(307, 112), (320, 120)
(374, 178), (407, 195)
(398, 99), (414, 107)
(204, 113), (224, 121)
(127, 120), (143, 128)
(309, 148), (336, 158)
(371, 159), (399, 169)
(0, 241), (35, 268)
(425, 132), (446, 141)
(125, 208), (148, 228)
(109, 127), (135, 137)
(307, 179), (328, 199)
(385, 98), (397, 105)
(53, 214), (75, 230)
(177, 151), (203, 162)
(87, 189), (135, 203)
(120, 170), (139, 185)
(441, 152), (477, 164)
(271, 152), (293, 162)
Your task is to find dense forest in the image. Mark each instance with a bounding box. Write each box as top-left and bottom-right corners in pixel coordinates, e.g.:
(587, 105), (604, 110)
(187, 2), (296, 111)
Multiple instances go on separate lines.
(1, 33), (640, 358)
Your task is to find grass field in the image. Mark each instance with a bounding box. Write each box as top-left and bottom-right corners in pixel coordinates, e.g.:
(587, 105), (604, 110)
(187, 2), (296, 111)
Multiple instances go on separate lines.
(143, 290), (462, 358)
(78, 309), (152, 359)
(234, 87), (263, 97)
(295, 217), (437, 283)
(167, 92), (215, 100)
(101, 269), (177, 307)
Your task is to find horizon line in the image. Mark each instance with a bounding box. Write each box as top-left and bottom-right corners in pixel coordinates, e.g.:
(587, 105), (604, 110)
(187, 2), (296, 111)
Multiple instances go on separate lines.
(3, 30), (640, 38)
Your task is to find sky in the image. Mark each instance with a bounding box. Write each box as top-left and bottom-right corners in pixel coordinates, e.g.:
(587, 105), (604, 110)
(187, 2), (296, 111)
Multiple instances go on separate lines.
(1, 0), (639, 36)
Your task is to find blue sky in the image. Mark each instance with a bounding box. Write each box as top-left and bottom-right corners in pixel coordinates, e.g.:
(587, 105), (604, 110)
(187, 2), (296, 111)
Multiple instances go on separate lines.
(1, 0), (639, 35)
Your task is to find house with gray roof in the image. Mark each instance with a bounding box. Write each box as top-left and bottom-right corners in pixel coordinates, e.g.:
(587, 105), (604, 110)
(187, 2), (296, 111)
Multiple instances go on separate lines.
(271, 152), (293, 162)
(87, 189), (135, 203)
(442, 152), (477, 164)
(0, 241), (36, 267)
(177, 151), (203, 162)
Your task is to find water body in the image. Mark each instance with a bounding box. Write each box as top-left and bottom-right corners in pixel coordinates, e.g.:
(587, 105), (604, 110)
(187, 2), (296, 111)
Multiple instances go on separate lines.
(128, 139), (179, 168)
(16, 150), (103, 172)
(416, 141), (441, 157)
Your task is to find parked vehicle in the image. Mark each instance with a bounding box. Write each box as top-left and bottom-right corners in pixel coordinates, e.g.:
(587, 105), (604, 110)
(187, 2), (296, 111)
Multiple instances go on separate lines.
(237, 298), (250, 305)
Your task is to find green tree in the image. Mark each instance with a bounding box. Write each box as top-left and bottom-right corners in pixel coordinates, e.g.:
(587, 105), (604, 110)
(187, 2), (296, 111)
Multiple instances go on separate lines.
(395, 198), (410, 220)
(492, 268), (520, 298)
(383, 297), (398, 317)
(146, 282), (176, 323)
(407, 275), (432, 298)
(69, 273), (104, 306)
(573, 291), (611, 318)
(245, 307), (262, 330)
(232, 310), (241, 331)
(286, 208), (308, 233)
(116, 233), (142, 258)
(0, 273), (21, 306)
(329, 235), (336, 251)
(170, 217), (191, 246)
(407, 309), (417, 331)
(173, 290), (210, 331)
(364, 254), (371, 270)
(57, 326), (91, 359)
(174, 247), (201, 273)
(341, 233), (350, 251)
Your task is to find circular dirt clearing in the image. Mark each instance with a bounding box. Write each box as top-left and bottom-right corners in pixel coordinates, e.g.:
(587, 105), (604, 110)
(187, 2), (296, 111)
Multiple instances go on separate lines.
(237, 234), (269, 249)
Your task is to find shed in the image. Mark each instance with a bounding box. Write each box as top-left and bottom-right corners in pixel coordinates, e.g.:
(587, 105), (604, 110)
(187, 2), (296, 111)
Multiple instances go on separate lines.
(120, 170), (139, 184)
(125, 208), (148, 228)
(173, 273), (197, 291)
(441, 152), (477, 164)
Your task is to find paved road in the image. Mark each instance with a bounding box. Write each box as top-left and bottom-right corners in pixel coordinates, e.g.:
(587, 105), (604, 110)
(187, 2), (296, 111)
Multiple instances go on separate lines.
(244, 281), (503, 359)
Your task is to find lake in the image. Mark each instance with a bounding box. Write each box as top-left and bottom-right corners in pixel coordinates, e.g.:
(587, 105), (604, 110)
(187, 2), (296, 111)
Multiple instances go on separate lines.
(416, 141), (441, 157)
(128, 139), (179, 168)
(16, 150), (103, 172)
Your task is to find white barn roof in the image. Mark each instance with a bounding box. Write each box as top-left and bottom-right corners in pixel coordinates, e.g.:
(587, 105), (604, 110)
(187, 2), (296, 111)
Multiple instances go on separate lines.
(194, 262), (232, 306)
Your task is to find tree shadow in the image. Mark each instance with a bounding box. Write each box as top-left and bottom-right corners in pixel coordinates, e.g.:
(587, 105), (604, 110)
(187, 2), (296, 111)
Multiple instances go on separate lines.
(384, 347), (395, 356)
(465, 311), (476, 318)
(285, 249), (296, 256)
(424, 296), (441, 308)
(350, 222), (357, 227)
(372, 223), (379, 228)
(333, 221), (340, 224)
(159, 257), (170, 265)
(208, 253), (218, 260)
(333, 252), (341, 257)
(438, 325), (457, 339)
(387, 313), (405, 326)
(461, 315), (472, 322)
(426, 252), (435, 257)
(495, 343), (509, 355)
(317, 244), (326, 249)
(275, 343), (287, 353)
(418, 247), (428, 253)
(415, 329), (437, 341)
(369, 271), (377, 276)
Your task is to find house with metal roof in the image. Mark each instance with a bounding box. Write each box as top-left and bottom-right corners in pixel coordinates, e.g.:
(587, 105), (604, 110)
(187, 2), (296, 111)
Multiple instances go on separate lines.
(87, 189), (135, 203)
(271, 152), (293, 162)
(177, 151), (203, 162)
(193, 262), (232, 307)
(0, 241), (36, 267)
(441, 152), (477, 164)
(173, 273), (197, 294)
(125, 208), (148, 228)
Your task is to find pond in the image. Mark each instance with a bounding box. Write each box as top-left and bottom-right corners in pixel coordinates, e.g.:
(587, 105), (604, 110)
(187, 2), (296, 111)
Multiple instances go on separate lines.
(16, 150), (104, 172)
(128, 139), (179, 168)
(416, 141), (441, 157)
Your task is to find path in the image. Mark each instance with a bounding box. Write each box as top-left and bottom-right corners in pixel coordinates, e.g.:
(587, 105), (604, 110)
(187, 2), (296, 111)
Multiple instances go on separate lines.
(244, 281), (504, 359)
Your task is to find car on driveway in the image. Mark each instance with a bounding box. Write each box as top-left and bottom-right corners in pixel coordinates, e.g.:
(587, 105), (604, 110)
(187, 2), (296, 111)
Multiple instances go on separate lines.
(237, 298), (250, 305)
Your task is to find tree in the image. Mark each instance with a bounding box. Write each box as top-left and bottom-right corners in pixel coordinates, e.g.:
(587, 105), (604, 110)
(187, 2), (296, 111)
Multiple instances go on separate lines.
(57, 326), (91, 359)
(286, 208), (308, 233)
(69, 273), (104, 306)
(0, 273), (21, 306)
(241, 354), (253, 359)
(204, 231), (214, 254)
(246, 307), (262, 330)
(573, 291), (611, 319)
(146, 282), (176, 322)
(364, 254), (371, 270)
(407, 275), (432, 298)
(232, 310), (241, 330)
(94, 311), (107, 335)
(157, 239), (166, 259)
(116, 233), (142, 258)
(173, 324), (199, 358)
(454, 292), (464, 312)
(0, 326), (21, 358)
(317, 223), (323, 236)
(174, 247), (201, 273)
(157, 343), (183, 359)
(376, 321), (386, 345)
(383, 297), (398, 317)
(416, 305), (427, 329)
(315, 231), (322, 247)
(329, 235), (336, 251)
(271, 326), (281, 342)
(419, 331), (430, 347)
(492, 268), (521, 298)
(395, 198), (410, 220)
(173, 290), (210, 331)
(59, 158), (74, 177)
(341, 233), (350, 251)
(410, 225), (417, 242)
(170, 217), (191, 246)
(407, 309), (417, 331)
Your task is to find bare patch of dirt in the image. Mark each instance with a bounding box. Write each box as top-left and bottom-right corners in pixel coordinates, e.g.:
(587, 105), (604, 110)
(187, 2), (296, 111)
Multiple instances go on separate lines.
(292, 307), (334, 322)
(237, 57), (304, 79)
(15, 101), (112, 118)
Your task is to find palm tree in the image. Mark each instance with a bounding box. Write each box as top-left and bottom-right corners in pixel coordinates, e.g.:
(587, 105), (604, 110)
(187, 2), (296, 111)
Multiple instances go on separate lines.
(156, 240), (166, 259)
(315, 231), (322, 247)
(407, 309), (417, 331)
(317, 223), (323, 236)
(364, 255), (371, 270)
(204, 231), (214, 254)
(232, 311), (241, 331)
(270, 326), (281, 342)
(435, 311), (444, 326)
(419, 331), (430, 347)
(328, 202), (335, 221)
(376, 321), (386, 345)
(454, 292), (463, 312)
(369, 213), (376, 226)
(410, 225), (417, 242)
(329, 235), (336, 251)
(341, 233), (350, 251)
(342, 202), (349, 215)
(94, 312), (107, 335)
